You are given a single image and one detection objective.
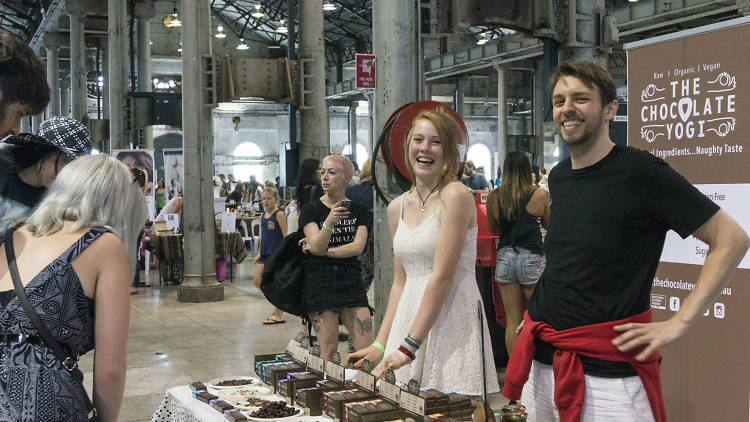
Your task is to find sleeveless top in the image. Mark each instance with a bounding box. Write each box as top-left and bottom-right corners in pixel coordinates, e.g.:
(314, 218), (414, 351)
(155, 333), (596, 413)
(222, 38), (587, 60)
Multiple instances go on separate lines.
(496, 189), (544, 254)
(0, 227), (109, 421)
(387, 194), (499, 395)
(260, 210), (284, 257)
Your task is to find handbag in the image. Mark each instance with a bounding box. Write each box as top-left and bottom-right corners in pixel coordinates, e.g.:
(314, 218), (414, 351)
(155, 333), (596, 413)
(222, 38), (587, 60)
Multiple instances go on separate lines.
(4, 228), (98, 421)
(260, 230), (305, 317)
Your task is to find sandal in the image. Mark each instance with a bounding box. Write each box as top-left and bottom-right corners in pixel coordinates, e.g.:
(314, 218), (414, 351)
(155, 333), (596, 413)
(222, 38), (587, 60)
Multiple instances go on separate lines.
(262, 316), (286, 325)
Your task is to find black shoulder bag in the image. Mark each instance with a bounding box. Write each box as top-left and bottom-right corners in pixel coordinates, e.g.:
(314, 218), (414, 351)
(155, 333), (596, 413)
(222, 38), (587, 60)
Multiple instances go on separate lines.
(260, 229), (305, 317)
(4, 228), (98, 421)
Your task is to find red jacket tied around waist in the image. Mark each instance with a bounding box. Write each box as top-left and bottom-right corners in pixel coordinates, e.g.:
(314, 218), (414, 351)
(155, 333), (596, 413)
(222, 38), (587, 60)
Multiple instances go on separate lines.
(503, 309), (666, 422)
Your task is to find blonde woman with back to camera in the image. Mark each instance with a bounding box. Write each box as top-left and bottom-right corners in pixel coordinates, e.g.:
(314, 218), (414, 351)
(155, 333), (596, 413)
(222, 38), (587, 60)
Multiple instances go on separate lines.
(0, 155), (147, 421)
(347, 109), (499, 395)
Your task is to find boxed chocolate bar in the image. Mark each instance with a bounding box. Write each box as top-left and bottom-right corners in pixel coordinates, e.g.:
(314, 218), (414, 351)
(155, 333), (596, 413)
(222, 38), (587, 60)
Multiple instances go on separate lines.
(266, 361), (306, 388)
(419, 389), (449, 415)
(192, 391), (218, 404)
(296, 387), (323, 416)
(210, 399), (234, 412)
(188, 381), (207, 392)
(346, 399), (407, 422)
(223, 409), (248, 421)
(324, 388), (375, 420)
(280, 371), (321, 400)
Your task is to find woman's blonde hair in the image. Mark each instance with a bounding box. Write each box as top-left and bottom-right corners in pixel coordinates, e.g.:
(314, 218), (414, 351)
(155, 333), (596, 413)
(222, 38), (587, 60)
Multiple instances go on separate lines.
(261, 186), (279, 204)
(26, 155), (148, 278)
(404, 108), (461, 192)
(497, 151), (535, 221)
(359, 158), (372, 182)
(322, 154), (355, 181)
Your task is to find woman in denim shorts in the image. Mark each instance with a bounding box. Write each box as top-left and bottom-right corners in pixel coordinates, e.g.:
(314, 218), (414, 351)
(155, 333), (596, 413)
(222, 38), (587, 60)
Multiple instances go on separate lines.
(486, 152), (549, 356)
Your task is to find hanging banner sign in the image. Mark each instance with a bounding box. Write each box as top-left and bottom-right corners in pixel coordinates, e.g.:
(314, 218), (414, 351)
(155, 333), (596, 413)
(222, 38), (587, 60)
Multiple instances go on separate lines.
(355, 54), (376, 89)
(625, 17), (750, 422)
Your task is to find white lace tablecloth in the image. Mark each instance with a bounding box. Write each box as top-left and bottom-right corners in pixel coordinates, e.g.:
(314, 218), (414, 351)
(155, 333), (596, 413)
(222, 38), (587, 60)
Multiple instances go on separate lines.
(151, 385), (331, 422)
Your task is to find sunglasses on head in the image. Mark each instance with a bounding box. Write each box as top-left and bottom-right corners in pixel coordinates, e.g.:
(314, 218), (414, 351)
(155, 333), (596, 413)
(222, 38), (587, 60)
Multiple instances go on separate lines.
(131, 168), (146, 188)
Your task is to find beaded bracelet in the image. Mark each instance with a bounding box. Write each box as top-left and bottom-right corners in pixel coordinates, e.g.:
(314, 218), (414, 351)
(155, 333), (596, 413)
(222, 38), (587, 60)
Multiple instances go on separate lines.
(398, 345), (415, 361)
(404, 336), (420, 350)
(371, 341), (385, 356)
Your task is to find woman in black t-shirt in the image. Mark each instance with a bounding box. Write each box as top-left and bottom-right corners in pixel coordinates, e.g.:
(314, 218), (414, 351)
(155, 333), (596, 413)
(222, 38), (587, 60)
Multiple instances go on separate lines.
(298, 154), (373, 360)
(486, 151), (549, 356)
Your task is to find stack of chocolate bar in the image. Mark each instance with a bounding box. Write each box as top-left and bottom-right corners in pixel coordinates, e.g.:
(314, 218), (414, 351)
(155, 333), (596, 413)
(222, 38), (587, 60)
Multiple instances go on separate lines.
(192, 390), (218, 404)
(264, 361), (307, 388)
(446, 393), (473, 419)
(345, 399), (406, 422)
(323, 388), (375, 420)
(419, 389), (450, 415)
(279, 371), (321, 400)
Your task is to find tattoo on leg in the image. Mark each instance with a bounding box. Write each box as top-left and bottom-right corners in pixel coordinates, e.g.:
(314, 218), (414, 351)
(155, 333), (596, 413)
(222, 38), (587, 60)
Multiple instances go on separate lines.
(309, 315), (321, 334)
(353, 314), (373, 336)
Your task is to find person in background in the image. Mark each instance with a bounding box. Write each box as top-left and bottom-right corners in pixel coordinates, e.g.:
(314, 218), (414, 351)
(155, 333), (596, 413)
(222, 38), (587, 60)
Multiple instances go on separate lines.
(0, 154), (147, 422)
(347, 109), (498, 395)
(287, 158), (323, 233)
(346, 158), (374, 232)
(504, 59), (749, 421)
(495, 167), (502, 188)
(463, 161), (490, 191)
(218, 174), (229, 197)
(155, 179), (167, 215)
(486, 151), (549, 357)
(275, 176), (283, 200)
(253, 187), (288, 324)
(298, 154), (372, 360)
(538, 167), (549, 191)
(0, 30), (50, 139)
(0, 116), (93, 231)
(226, 183), (243, 205)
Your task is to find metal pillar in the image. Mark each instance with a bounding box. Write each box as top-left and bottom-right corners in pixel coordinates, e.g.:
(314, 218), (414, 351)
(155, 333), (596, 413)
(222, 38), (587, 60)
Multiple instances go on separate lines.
(349, 101), (358, 165)
(178, 0), (223, 302)
(455, 78), (466, 117)
(136, 2), (155, 148)
(287, 0), (298, 185)
(560, 0), (606, 65)
(108, 0), (125, 151)
(60, 77), (71, 118)
(372, 0), (416, 327)
(68, 11), (86, 120)
(298, 0), (329, 160)
(102, 42), (109, 119)
(44, 33), (61, 117)
(496, 65), (507, 171)
(31, 114), (41, 132)
(534, 61), (545, 168)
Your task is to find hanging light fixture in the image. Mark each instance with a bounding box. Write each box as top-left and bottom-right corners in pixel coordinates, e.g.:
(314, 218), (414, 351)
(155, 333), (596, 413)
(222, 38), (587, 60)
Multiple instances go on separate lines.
(236, 38), (249, 50)
(251, 3), (264, 18)
(215, 25), (226, 38)
(163, 1), (181, 28)
(322, 0), (337, 11)
(277, 19), (288, 34)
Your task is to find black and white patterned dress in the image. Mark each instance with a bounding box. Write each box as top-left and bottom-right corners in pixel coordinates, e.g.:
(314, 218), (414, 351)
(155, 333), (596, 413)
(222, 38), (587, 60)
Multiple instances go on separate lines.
(0, 227), (108, 421)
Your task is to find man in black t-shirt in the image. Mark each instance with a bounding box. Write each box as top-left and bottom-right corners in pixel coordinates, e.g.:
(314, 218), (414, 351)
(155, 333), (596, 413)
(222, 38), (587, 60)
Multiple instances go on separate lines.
(504, 60), (749, 421)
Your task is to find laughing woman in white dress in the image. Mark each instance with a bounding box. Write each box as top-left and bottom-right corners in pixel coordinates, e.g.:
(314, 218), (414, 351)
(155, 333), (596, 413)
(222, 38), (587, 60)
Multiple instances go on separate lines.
(347, 109), (499, 395)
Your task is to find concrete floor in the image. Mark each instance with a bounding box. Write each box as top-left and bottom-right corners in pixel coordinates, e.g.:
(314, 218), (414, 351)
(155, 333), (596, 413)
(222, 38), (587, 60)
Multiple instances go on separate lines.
(78, 260), (506, 422)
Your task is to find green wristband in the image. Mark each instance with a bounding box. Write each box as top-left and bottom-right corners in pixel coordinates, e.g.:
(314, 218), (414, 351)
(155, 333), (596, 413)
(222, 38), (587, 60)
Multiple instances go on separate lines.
(322, 223), (334, 232)
(371, 341), (385, 355)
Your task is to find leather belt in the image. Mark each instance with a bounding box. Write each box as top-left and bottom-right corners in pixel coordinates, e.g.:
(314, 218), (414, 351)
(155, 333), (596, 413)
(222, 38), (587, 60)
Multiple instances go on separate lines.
(0, 333), (43, 345)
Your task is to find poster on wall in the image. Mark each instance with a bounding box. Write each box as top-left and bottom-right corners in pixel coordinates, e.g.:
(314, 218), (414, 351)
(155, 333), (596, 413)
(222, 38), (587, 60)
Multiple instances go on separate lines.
(163, 148), (184, 198)
(625, 17), (750, 421)
(114, 149), (156, 220)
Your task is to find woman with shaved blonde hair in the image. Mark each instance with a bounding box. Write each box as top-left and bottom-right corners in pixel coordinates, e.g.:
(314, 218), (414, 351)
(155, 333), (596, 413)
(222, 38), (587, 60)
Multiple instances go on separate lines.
(298, 154), (373, 360)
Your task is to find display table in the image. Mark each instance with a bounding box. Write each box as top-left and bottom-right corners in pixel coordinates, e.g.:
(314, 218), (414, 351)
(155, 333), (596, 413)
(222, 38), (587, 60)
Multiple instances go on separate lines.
(151, 386), (329, 422)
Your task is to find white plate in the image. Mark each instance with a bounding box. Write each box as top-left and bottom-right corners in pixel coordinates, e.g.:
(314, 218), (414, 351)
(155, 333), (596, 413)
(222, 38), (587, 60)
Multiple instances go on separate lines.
(244, 406), (304, 421)
(213, 385), (273, 400)
(206, 375), (262, 390)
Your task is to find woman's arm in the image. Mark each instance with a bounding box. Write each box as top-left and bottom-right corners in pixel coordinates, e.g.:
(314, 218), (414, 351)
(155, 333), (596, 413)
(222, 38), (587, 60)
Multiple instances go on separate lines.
(347, 196), (408, 367)
(526, 188), (550, 230)
(276, 210), (288, 236)
(302, 203), (349, 255)
(92, 235), (131, 422)
(408, 183), (475, 342)
(485, 190), (500, 234)
(325, 225), (367, 258)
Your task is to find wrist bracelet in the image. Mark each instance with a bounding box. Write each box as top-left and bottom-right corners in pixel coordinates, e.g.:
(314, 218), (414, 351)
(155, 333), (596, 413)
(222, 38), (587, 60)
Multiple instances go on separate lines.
(371, 341), (385, 355)
(398, 345), (415, 361)
(404, 336), (420, 350)
(322, 223), (334, 232)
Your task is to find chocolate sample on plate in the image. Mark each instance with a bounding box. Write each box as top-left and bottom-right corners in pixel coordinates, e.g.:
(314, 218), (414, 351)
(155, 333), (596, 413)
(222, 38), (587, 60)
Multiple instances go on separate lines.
(249, 401), (299, 418)
(216, 378), (255, 387)
(193, 391), (218, 404)
(210, 399), (235, 412)
(189, 381), (207, 391)
(224, 409), (248, 422)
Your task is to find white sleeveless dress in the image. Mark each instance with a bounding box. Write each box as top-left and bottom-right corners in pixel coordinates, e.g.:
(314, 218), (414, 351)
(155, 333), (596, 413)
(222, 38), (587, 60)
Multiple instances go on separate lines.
(385, 196), (500, 395)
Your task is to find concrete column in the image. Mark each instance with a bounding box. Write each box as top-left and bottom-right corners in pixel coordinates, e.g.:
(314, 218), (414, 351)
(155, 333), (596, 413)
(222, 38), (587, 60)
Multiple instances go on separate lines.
(102, 43), (109, 119)
(136, 2), (156, 148)
(496, 65), (507, 168)
(67, 11), (86, 120)
(44, 33), (62, 117)
(298, 0), (329, 160)
(178, 0), (223, 302)
(372, 1), (416, 327)
(31, 114), (41, 132)
(534, 62), (545, 167)
(559, 0), (606, 66)
(60, 77), (71, 118)
(455, 78), (466, 117)
(108, 0), (125, 151)
(349, 101), (358, 165)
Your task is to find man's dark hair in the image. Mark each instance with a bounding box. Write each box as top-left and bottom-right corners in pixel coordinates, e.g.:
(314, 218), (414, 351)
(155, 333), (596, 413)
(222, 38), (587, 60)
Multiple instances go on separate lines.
(0, 31), (50, 114)
(549, 59), (617, 107)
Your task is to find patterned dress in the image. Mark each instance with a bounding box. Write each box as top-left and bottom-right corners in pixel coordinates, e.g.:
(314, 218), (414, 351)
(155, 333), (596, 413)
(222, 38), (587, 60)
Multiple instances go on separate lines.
(0, 228), (108, 421)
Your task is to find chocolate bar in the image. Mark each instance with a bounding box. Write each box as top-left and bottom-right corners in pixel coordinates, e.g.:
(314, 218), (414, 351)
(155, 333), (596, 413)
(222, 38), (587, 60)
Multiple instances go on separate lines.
(210, 399), (234, 412)
(419, 389), (450, 415)
(346, 399), (406, 422)
(193, 391), (218, 404)
(267, 362), (307, 390)
(296, 387), (323, 415)
(324, 388), (375, 419)
(223, 409), (248, 421)
(189, 381), (207, 391)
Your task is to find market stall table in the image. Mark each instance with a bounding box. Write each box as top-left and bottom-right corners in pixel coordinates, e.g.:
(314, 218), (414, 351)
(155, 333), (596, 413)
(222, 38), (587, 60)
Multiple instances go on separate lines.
(151, 385), (328, 422)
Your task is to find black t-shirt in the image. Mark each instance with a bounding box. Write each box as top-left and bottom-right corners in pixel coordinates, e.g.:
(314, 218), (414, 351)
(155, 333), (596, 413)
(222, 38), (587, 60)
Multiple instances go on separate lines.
(0, 172), (46, 231)
(529, 145), (719, 376)
(298, 197), (370, 260)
